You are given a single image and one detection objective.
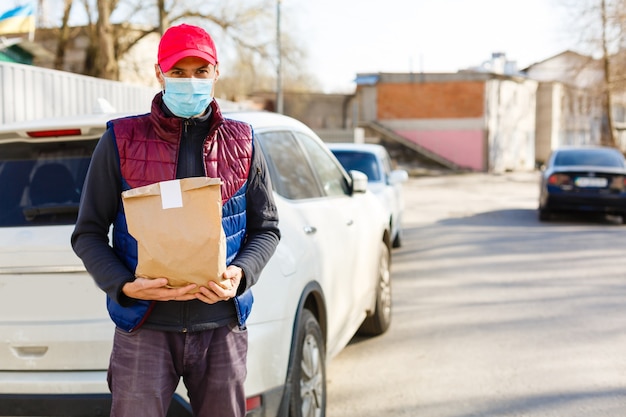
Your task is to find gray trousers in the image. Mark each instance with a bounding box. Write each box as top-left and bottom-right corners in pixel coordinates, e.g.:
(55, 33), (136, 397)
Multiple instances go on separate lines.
(108, 323), (248, 417)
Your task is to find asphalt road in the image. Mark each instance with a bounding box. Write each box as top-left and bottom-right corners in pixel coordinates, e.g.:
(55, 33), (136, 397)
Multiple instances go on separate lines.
(326, 171), (626, 417)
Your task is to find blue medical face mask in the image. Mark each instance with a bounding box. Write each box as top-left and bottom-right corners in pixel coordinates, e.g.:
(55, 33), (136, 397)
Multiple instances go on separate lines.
(161, 76), (214, 118)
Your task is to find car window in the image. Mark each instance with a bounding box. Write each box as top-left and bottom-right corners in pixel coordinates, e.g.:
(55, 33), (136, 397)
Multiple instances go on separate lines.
(256, 131), (323, 200)
(295, 132), (351, 197)
(380, 153), (393, 178)
(553, 149), (625, 167)
(0, 139), (97, 227)
(332, 150), (381, 182)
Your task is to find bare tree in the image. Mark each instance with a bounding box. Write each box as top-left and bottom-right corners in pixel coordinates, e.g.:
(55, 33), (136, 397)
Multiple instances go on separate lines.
(48, 0), (317, 94)
(217, 18), (319, 101)
(59, 1), (272, 79)
(562, 0), (626, 146)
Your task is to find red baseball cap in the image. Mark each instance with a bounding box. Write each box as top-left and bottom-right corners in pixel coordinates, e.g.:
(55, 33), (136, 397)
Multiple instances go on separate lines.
(158, 24), (218, 72)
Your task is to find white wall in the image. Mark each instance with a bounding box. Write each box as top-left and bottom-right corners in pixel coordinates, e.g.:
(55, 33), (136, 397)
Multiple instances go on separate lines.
(484, 78), (538, 173)
(0, 62), (157, 124)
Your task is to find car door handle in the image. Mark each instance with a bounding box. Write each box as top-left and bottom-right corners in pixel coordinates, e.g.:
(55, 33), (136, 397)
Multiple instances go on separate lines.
(346, 219), (354, 226)
(303, 226), (317, 234)
(11, 346), (49, 359)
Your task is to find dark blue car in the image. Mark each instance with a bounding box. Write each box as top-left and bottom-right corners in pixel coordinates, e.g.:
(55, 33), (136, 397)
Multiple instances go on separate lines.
(538, 146), (626, 222)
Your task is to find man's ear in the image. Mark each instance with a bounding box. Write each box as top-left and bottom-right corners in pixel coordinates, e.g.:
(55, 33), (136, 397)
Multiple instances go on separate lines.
(155, 64), (165, 88)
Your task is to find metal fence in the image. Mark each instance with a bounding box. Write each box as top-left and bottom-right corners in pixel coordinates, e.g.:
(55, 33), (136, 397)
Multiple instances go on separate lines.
(0, 61), (157, 125)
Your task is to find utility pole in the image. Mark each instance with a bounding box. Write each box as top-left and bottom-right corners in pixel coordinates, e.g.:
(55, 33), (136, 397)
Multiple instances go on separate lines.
(276, 0), (283, 114)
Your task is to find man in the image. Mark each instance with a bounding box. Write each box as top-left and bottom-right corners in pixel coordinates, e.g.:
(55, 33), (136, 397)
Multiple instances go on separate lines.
(71, 23), (280, 417)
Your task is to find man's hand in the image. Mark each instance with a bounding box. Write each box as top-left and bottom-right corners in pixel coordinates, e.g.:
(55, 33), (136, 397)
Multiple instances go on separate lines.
(195, 265), (243, 305)
(122, 277), (197, 302)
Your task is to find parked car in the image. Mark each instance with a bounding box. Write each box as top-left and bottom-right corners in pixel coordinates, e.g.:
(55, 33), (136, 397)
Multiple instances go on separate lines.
(328, 143), (408, 247)
(0, 108), (392, 417)
(538, 145), (626, 222)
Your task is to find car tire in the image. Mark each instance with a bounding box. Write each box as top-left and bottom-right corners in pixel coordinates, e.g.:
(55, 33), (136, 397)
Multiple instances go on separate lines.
(358, 241), (392, 336)
(538, 208), (551, 221)
(288, 309), (326, 417)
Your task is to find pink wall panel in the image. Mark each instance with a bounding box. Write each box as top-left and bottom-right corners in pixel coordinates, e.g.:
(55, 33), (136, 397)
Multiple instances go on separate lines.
(397, 129), (485, 171)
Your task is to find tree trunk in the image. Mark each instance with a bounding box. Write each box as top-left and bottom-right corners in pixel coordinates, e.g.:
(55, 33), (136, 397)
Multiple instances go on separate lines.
(601, 0), (617, 147)
(93, 0), (118, 80)
(157, 0), (168, 35)
(53, 0), (73, 70)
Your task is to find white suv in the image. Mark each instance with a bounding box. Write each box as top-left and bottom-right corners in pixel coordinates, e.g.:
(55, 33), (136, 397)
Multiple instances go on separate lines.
(328, 143), (409, 248)
(0, 109), (392, 417)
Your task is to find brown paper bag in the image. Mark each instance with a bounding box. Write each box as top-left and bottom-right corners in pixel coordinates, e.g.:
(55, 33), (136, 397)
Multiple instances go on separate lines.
(121, 177), (229, 291)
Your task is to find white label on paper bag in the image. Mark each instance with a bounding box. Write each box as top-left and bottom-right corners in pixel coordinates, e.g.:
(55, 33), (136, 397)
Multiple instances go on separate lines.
(160, 180), (183, 209)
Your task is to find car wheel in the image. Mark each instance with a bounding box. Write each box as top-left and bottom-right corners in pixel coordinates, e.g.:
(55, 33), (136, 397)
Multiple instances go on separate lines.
(289, 309), (326, 417)
(358, 241), (392, 336)
(538, 208), (551, 221)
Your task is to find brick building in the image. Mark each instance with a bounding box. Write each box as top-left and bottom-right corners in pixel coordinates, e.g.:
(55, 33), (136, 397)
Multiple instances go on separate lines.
(354, 71), (537, 173)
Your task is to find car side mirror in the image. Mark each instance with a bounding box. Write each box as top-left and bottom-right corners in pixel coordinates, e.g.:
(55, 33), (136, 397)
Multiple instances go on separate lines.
(349, 170), (368, 194)
(388, 169), (409, 185)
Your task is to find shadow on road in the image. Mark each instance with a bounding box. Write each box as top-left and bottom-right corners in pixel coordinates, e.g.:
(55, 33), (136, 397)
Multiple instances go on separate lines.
(433, 208), (623, 228)
(406, 387), (626, 417)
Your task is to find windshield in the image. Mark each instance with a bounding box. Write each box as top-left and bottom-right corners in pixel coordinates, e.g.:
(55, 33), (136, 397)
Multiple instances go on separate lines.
(332, 151), (381, 182)
(553, 149), (626, 168)
(0, 139), (98, 227)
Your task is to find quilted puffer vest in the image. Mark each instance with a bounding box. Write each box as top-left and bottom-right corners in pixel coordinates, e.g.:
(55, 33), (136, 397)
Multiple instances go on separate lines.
(106, 95), (253, 332)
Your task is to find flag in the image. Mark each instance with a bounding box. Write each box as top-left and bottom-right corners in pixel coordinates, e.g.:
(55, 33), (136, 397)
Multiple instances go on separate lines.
(0, 4), (35, 35)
